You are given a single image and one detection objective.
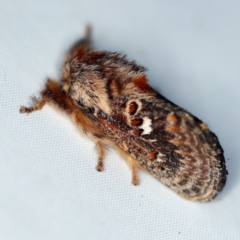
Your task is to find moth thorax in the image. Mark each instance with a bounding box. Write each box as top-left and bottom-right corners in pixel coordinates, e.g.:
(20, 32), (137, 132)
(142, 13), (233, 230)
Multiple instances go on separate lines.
(70, 76), (111, 114)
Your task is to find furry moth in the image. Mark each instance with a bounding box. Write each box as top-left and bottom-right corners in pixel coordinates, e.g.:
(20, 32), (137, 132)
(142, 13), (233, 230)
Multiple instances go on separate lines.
(20, 26), (227, 202)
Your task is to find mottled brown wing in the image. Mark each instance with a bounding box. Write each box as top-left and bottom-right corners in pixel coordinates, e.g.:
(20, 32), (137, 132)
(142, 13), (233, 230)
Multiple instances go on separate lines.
(96, 93), (227, 202)
(66, 47), (226, 201)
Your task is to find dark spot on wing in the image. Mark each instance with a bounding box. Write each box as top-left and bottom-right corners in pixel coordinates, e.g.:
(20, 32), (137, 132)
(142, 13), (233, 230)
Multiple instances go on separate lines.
(129, 101), (138, 115)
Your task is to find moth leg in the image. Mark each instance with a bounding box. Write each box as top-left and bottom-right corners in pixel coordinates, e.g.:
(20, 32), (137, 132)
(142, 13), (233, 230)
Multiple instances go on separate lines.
(129, 156), (140, 186)
(20, 79), (68, 115)
(96, 142), (106, 172)
(20, 97), (46, 114)
(116, 147), (140, 185)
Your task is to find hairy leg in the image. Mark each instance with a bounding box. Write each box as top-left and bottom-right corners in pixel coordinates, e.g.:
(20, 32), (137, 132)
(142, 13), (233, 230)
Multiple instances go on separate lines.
(116, 146), (140, 185)
(20, 97), (46, 114)
(96, 141), (106, 172)
(20, 79), (74, 115)
(130, 160), (140, 186)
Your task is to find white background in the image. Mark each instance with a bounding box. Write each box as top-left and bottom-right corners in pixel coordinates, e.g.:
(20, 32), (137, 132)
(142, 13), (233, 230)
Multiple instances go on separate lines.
(0, 1), (240, 239)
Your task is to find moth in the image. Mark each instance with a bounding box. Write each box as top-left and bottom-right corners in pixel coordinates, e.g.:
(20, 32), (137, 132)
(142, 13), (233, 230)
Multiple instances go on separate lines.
(20, 26), (227, 202)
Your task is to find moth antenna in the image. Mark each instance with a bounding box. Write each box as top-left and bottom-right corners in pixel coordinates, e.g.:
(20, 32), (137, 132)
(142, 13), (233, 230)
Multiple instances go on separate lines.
(84, 24), (92, 47)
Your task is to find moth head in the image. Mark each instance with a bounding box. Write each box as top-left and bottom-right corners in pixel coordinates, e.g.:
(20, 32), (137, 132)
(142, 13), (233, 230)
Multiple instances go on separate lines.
(69, 50), (146, 115)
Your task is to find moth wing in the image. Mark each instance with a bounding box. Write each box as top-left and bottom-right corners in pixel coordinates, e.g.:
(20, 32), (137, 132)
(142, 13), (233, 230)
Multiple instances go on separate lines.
(97, 93), (227, 202)
(66, 49), (226, 201)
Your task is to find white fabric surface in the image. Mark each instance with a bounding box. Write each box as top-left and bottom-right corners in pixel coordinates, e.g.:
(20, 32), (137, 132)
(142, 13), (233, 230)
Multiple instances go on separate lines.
(1, 1), (240, 239)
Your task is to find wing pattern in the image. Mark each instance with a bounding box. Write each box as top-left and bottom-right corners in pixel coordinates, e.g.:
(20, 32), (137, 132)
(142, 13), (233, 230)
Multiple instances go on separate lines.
(95, 93), (227, 201)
